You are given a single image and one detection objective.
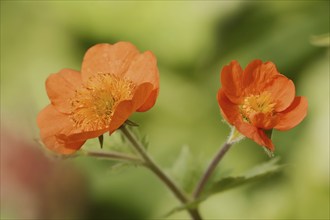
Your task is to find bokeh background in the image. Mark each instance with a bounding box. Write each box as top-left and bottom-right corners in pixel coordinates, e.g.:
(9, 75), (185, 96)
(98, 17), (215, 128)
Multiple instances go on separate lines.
(1, 1), (329, 219)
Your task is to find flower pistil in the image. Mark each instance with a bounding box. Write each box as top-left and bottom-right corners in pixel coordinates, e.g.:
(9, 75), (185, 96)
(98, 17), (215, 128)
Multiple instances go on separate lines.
(70, 73), (135, 131)
(240, 92), (276, 123)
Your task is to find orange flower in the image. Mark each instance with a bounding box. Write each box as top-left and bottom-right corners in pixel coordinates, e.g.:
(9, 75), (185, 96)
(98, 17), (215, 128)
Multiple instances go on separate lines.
(217, 60), (308, 151)
(37, 42), (159, 154)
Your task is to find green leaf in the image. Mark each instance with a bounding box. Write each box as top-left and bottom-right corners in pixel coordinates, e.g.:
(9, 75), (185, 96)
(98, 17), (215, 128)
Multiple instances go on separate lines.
(163, 198), (202, 218)
(165, 158), (284, 217)
(265, 129), (273, 140)
(123, 126), (149, 150)
(228, 126), (245, 144)
(207, 157), (284, 196)
(124, 119), (139, 127)
(141, 135), (149, 150)
(98, 135), (104, 149)
(263, 147), (275, 158)
(262, 130), (275, 158)
(169, 145), (201, 193)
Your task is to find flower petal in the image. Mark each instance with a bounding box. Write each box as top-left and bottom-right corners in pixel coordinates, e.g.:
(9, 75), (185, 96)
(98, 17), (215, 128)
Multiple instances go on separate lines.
(274, 96), (308, 131)
(81, 42), (139, 81)
(109, 83), (154, 133)
(264, 75), (295, 112)
(123, 51), (159, 111)
(256, 129), (274, 151)
(131, 82), (154, 110)
(235, 120), (274, 151)
(37, 105), (74, 139)
(124, 51), (159, 87)
(42, 135), (85, 155)
(220, 60), (243, 104)
(137, 88), (159, 112)
(108, 100), (134, 134)
(37, 105), (85, 154)
(250, 112), (279, 130)
(46, 69), (82, 113)
(243, 60), (280, 93)
(60, 128), (109, 144)
(217, 89), (240, 125)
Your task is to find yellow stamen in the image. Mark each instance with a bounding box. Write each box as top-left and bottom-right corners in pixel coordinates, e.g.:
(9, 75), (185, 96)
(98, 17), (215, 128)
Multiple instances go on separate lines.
(240, 92), (276, 123)
(70, 73), (135, 131)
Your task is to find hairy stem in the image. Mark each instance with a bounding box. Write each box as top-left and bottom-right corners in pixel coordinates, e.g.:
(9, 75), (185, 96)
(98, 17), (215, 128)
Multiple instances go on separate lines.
(193, 142), (233, 198)
(83, 150), (145, 165)
(120, 126), (202, 220)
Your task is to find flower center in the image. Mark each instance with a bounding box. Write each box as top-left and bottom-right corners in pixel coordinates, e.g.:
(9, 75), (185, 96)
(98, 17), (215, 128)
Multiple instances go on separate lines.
(70, 73), (135, 131)
(240, 92), (276, 123)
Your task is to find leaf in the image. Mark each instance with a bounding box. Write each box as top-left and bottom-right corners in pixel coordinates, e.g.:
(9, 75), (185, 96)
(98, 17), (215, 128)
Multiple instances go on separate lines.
(263, 146), (275, 158)
(98, 135), (104, 149)
(163, 198), (202, 218)
(169, 145), (201, 193)
(207, 157), (284, 196)
(262, 129), (275, 157)
(165, 158), (284, 217)
(265, 129), (273, 140)
(228, 126), (245, 144)
(123, 126), (149, 150)
(141, 135), (149, 150)
(107, 130), (137, 154)
(124, 119), (139, 127)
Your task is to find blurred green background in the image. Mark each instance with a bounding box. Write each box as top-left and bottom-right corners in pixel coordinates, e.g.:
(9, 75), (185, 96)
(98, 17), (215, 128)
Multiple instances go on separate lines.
(1, 1), (329, 219)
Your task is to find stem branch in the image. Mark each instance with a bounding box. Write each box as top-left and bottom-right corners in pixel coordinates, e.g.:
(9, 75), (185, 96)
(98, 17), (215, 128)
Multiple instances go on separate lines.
(83, 150), (144, 165)
(193, 142), (233, 198)
(120, 126), (202, 220)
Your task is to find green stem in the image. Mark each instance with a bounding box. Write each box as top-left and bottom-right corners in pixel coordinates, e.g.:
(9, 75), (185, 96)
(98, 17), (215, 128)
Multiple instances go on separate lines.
(193, 141), (233, 199)
(83, 150), (145, 165)
(120, 126), (202, 220)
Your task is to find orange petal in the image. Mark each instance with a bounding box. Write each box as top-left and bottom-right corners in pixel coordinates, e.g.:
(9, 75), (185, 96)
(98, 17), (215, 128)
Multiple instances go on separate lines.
(256, 129), (274, 151)
(274, 96), (308, 131)
(37, 105), (75, 140)
(37, 105), (85, 154)
(264, 75), (295, 112)
(44, 85), (154, 144)
(220, 60), (243, 104)
(131, 82), (154, 110)
(124, 51), (159, 87)
(242, 59), (263, 89)
(217, 89), (240, 125)
(108, 100), (134, 134)
(137, 88), (159, 112)
(109, 83), (154, 133)
(60, 128), (109, 144)
(42, 135), (85, 155)
(250, 112), (279, 130)
(124, 51), (159, 112)
(46, 69), (82, 113)
(235, 120), (274, 151)
(243, 60), (280, 93)
(81, 42), (139, 81)
(38, 105), (107, 146)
